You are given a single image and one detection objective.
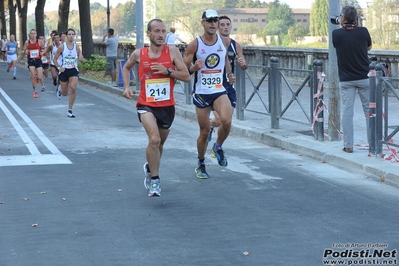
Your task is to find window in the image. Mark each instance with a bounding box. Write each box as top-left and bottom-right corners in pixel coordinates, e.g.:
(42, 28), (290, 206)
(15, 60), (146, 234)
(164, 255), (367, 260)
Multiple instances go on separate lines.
(233, 19), (238, 22)
(303, 19), (307, 22)
(262, 19), (266, 22)
(297, 19), (301, 22)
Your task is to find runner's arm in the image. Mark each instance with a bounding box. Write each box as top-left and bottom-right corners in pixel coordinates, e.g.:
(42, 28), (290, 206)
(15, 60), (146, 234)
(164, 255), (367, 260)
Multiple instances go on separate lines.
(184, 39), (202, 75)
(235, 42), (247, 70)
(170, 47), (190, 82)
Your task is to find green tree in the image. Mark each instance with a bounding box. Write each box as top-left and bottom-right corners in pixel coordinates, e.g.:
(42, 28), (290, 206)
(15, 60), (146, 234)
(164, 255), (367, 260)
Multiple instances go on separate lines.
(287, 23), (308, 44)
(367, 0), (399, 49)
(215, 0), (238, 9)
(152, 0), (208, 39)
(236, 23), (261, 45)
(263, 0), (294, 36)
(309, 0), (328, 36)
(113, 2), (136, 36)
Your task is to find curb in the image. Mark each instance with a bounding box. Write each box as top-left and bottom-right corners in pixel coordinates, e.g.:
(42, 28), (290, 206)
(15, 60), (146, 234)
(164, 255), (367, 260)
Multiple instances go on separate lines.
(79, 77), (399, 188)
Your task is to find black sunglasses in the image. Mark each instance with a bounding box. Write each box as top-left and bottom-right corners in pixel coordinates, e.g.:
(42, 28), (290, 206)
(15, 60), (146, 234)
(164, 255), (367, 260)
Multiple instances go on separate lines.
(205, 18), (219, 23)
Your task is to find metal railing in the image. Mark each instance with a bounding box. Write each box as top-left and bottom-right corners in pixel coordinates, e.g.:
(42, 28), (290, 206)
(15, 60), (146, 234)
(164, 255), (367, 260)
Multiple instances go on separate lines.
(181, 56), (326, 139)
(235, 57), (325, 139)
(369, 63), (399, 157)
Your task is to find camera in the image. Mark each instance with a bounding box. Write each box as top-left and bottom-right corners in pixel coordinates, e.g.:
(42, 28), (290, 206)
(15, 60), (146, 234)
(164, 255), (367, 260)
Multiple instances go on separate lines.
(330, 16), (341, 25)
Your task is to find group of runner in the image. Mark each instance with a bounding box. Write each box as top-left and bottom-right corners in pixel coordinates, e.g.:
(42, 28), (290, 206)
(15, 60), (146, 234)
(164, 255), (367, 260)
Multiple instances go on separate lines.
(1, 29), (83, 118)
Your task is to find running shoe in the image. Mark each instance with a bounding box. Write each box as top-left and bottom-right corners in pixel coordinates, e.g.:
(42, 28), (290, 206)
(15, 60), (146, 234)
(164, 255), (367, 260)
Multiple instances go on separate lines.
(212, 143), (228, 167)
(148, 178), (161, 197)
(207, 127), (214, 142)
(56, 85), (62, 100)
(143, 162), (151, 190)
(53, 78), (57, 86)
(6, 67), (9, 72)
(13, 76), (16, 80)
(41, 86), (45, 92)
(67, 110), (76, 118)
(195, 164), (209, 179)
(33, 91), (38, 98)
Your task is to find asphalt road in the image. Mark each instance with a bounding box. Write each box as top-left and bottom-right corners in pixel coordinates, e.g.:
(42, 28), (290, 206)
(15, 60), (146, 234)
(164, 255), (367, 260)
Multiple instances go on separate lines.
(1, 66), (398, 266)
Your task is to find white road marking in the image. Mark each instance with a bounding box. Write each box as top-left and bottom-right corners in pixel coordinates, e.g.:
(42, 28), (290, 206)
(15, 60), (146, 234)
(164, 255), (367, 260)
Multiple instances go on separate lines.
(0, 88), (72, 166)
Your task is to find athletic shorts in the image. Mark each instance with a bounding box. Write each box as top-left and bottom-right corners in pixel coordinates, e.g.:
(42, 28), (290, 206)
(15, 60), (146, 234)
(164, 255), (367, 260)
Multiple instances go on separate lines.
(42, 63), (50, 70)
(105, 56), (117, 75)
(137, 104), (175, 130)
(226, 85), (236, 108)
(58, 68), (79, 82)
(211, 85), (236, 110)
(28, 59), (43, 68)
(7, 54), (17, 63)
(192, 91), (227, 108)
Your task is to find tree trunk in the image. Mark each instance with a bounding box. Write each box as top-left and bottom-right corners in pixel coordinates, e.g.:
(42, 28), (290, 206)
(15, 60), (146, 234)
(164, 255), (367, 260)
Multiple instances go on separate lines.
(58, 0), (71, 34)
(35, 0), (46, 37)
(78, 0), (93, 59)
(8, 0), (17, 38)
(16, 0), (29, 49)
(0, 0), (6, 36)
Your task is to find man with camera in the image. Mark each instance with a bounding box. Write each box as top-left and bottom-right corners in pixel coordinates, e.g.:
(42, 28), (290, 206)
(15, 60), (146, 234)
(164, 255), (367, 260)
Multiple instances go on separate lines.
(332, 5), (372, 153)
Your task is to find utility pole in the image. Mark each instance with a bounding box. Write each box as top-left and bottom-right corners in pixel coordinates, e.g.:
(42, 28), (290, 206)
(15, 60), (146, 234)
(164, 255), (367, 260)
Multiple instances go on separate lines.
(107, 0), (110, 30)
(134, 0), (145, 88)
(328, 0), (341, 141)
(136, 0), (144, 49)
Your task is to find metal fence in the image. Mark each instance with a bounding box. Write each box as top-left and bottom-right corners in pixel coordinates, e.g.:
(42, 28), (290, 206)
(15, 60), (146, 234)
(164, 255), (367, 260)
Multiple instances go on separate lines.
(369, 63), (399, 157)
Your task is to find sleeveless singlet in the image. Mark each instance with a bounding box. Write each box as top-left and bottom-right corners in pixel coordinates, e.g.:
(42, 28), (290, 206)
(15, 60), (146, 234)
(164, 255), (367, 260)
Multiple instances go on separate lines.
(27, 40), (41, 59)
(193, 34), (227, 95)
(7, 41), (17, 55)
(50, 42), (62, 66)
(61, 42), (78, 70)
(137, 45), (175, 107)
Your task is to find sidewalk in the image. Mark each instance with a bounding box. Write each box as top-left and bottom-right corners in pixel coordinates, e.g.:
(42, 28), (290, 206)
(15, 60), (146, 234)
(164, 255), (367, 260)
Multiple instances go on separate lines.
(79, 77), (399, 187)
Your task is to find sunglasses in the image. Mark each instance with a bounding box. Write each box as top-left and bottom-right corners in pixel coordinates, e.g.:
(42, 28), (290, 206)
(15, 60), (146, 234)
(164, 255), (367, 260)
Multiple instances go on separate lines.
(205, 18), (219, 23)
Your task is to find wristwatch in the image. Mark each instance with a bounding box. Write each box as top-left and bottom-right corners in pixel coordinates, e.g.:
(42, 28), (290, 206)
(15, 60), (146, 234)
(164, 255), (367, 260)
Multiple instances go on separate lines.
(167, 68), (173, 76)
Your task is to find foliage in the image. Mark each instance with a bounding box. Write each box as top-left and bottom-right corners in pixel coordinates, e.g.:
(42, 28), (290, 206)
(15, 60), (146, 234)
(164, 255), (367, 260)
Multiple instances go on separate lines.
(79, 54), (106, 71)
(236, 0), (265, 8)
(257, 0), (294, 46)
(151, 0), (207, 40)
(287, 23), (309, 44)
(309, 0), (328, 36)
(27, 2), (136, 37)
(261, 0), (294, 36)
(237, 23), (261, 45)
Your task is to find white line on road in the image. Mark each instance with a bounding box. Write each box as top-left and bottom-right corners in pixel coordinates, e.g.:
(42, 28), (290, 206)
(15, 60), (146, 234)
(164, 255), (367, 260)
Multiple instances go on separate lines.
(0, 87), (72, 166)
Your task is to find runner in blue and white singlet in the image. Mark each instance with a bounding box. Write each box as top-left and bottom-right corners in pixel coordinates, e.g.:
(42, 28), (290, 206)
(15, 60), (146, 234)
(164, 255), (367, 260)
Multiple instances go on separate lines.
(184, 9), (236, 178)
(193, 34), (227, 96)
